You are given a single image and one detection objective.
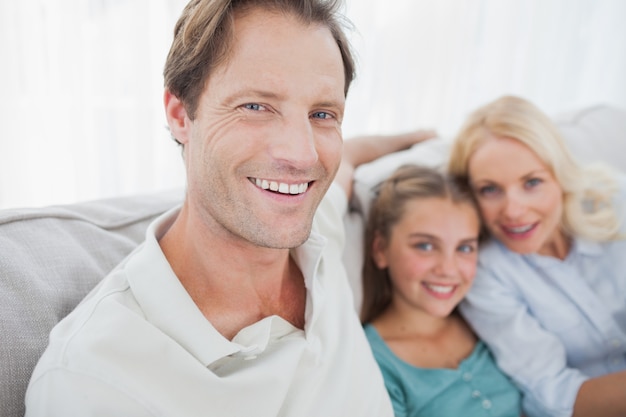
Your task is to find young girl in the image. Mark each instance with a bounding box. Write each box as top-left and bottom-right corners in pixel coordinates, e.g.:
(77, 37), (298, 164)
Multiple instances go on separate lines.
(361, 164), (522, 417)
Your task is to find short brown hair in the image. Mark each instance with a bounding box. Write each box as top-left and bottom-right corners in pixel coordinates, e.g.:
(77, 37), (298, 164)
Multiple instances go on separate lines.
(163, 0), (356, 120)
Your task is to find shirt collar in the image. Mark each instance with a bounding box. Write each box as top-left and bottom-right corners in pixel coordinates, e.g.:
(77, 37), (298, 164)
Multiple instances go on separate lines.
(127, 207), (240, 366)
(291, 226), (327, 331)
(495, 235), (604, 268)
(126, 206), (327, 367)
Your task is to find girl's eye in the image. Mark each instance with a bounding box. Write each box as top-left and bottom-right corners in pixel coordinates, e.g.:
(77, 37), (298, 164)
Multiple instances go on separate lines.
(311, 111), (333, 120)
(525, 178), (542, 188)
(457, 243), (477, 254)
(414, 242), (433, 251)
(243, 103), (265, 111)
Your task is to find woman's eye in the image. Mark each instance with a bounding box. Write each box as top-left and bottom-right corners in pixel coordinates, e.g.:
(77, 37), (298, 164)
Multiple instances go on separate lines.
(525, 178), (542, 188)
(478, 185), (499, 196)
(243, 103), (265, 111)
(311, 111), (333, 120)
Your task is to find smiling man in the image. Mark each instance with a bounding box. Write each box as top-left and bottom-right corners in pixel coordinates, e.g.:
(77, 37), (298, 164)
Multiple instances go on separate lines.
(23, 1), (432, 416)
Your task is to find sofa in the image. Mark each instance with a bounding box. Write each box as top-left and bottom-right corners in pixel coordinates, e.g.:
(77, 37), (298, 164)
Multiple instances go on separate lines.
(2, 104), (625, 417)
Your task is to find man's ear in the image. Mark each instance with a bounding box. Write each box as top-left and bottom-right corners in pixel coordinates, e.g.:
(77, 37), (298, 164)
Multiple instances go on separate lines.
(371, 232), (389, 269)
(164, 89), (191, 145)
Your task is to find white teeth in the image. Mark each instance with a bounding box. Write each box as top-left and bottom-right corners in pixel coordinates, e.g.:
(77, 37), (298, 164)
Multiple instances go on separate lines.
(425, 284), (454, 294)
(251, 178), (309, 195)
(508, 224), (533, 233)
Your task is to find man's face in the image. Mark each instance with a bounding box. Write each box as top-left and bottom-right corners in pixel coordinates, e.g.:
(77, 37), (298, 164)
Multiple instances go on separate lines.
(175, 9), (346, 249)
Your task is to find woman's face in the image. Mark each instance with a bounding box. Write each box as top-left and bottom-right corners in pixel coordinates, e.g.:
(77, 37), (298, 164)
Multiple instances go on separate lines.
(468, 135), (567, 257)
(372, 197), (479, 318)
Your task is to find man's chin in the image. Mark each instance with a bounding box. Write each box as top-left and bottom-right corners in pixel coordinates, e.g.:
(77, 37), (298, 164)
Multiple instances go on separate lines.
(250, 224), (313, 249)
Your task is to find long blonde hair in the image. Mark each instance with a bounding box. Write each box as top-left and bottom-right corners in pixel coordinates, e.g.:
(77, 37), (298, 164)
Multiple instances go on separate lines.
(448, 95), (621, 242)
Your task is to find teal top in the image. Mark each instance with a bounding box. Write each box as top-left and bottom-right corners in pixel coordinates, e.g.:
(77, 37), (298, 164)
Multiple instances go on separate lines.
(364, 324), (522, 417)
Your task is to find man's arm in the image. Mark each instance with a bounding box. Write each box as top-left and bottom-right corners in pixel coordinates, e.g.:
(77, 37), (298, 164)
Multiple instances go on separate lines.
(573, 372), (626, 417)
(334, 130), (437, 198)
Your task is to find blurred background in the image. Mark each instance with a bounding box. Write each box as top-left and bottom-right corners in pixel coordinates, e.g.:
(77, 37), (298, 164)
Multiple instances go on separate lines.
(1, 0), (625, 209)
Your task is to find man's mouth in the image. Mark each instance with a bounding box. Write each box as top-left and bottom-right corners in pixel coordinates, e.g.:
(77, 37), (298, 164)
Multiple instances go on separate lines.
(250, 178), (309, 195)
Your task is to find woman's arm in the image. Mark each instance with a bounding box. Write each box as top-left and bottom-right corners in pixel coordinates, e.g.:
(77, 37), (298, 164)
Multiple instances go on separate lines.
(459, 248), (589, 417)
(334, 130), (437, 198)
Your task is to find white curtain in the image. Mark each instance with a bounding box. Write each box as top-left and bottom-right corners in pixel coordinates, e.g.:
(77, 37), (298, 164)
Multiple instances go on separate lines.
(1, 0), (625, 209)
(0, 0), (189, 209)
(343, 0), (626, 137)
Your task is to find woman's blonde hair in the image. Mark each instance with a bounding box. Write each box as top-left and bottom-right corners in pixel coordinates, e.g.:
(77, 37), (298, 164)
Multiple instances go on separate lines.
(360, 164), (478, 324)
(448, 95), (621, 242)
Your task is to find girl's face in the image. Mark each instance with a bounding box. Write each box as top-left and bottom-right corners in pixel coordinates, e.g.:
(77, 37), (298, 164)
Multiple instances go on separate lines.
(373, 197), (480, 318)
(468, 136), (567, 258)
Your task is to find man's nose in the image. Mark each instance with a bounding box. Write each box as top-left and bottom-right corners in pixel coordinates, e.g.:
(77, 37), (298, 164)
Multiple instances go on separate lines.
(269, 116), (319, 169)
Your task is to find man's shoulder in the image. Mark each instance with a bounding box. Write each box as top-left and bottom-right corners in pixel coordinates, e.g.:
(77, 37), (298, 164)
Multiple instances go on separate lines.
(25, 265), (165, 415)
(42, 269), (140, 361)
(317, 183), (348, 219)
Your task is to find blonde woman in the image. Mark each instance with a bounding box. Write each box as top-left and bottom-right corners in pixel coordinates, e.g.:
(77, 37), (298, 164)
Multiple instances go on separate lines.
(449, 95), (626, 417)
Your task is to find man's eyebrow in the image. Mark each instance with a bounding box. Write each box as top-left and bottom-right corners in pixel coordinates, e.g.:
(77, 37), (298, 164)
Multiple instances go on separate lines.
(222, 90), (345, 114)
(314, 100), (345, 110)
(222, 89), (283, 104)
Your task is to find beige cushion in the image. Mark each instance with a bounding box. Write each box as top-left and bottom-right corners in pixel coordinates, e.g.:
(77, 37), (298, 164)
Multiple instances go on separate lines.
(0, 190), (182, 417)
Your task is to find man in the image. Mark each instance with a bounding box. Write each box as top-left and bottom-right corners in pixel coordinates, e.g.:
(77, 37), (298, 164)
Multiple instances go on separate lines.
(25, 1), (430, 415)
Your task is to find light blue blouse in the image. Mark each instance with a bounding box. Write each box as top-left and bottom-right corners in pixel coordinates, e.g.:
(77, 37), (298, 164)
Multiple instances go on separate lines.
(460, 226), (626, 416)
(364, 324), (522, 417)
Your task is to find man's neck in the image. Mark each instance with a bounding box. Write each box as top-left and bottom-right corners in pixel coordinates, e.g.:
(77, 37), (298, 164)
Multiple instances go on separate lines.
(159, 204), (307, 340)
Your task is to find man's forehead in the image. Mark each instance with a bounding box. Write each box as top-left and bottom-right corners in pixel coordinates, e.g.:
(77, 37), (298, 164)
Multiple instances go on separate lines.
(207, 9), (345, 100)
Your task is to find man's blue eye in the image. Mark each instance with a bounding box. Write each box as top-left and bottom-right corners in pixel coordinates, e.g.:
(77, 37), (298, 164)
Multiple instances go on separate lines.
(312, 111), (332, 119)
(244, 103), (263, 111)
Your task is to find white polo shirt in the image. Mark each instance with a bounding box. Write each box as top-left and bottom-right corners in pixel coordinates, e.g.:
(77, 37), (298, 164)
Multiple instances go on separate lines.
(25, 184), (393, 417)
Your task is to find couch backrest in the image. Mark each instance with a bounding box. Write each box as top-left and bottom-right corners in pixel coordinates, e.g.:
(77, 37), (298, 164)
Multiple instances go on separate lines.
(554, 105), (626, 171)
(0, 190), (182, 417)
